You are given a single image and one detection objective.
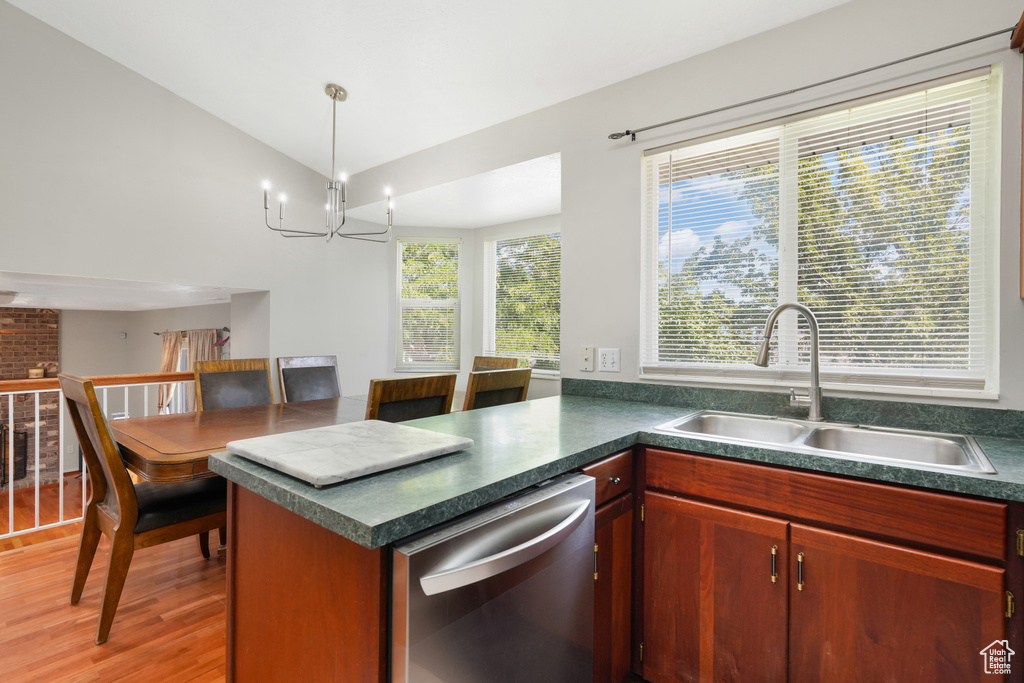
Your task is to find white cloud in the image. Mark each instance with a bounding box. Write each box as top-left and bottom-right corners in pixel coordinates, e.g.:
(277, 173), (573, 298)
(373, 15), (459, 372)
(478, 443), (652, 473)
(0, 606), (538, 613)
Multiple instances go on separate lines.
(712, 220), (752, 237)
(658, 227), (703, 263)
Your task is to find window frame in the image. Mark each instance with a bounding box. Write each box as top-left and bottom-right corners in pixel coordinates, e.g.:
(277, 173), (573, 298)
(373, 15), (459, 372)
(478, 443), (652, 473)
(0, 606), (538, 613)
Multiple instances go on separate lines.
(395, 236), (462, 373)
(483, 230), (562, 377)
(639, 69), (1001, 399)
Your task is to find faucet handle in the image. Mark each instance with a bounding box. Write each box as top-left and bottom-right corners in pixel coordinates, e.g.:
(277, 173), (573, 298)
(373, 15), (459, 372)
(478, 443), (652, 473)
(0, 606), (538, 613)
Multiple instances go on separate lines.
(789, 388), (811, 408)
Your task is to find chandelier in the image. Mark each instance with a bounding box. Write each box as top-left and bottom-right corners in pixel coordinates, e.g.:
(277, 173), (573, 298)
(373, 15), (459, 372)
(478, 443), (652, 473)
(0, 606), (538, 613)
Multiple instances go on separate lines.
(263, 84), (393, 242)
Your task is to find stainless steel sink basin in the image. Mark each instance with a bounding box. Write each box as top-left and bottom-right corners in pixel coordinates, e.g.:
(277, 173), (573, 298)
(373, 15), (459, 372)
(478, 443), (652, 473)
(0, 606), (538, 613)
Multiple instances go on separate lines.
(653, 410), (996, 475)
(803, 425), (996, 473)
(659, 412), (807, 445)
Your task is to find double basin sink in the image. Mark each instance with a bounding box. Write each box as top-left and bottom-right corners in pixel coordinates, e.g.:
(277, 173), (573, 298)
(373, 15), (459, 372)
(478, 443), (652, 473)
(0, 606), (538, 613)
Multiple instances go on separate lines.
(654, 410), (996, 475)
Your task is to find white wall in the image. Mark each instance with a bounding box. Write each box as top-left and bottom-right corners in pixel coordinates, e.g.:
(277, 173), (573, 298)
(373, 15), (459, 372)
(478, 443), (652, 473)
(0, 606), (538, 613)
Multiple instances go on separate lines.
(1, 2), (392, 399)
(60, 310), (133, 376)
(352, 0), (1024, 409)
(7, 0), (1024, 410)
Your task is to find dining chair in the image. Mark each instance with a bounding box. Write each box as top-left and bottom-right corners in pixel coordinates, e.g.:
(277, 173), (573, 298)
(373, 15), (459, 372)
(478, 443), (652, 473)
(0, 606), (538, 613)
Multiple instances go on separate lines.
(278, 355), (342, 402)
(194, 358), (273, 411)
(471, 355), (519, 371)
(365, 373), (458, 422)
(58, 374), (227, 645)
(462, 368), (532, 411)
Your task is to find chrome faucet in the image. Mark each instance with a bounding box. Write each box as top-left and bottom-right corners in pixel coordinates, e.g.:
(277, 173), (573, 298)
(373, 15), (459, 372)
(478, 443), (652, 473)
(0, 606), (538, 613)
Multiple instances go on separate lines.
(754, 302), (822, 421)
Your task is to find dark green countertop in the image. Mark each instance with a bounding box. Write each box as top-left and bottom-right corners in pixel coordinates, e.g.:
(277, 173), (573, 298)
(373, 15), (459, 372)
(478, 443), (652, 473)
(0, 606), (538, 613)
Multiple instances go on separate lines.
(208, 395), (1024, 549)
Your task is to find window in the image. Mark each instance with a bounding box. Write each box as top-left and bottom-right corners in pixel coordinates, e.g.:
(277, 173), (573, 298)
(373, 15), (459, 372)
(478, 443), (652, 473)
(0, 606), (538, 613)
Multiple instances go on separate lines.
(484, 233), (561, 372)
(396, 237), (460, 371)
(640, 70), (1000, 396)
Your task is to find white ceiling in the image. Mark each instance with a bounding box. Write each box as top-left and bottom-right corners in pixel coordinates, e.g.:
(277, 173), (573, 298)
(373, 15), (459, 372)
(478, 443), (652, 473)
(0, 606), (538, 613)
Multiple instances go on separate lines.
(8, 0), (849, 180)
(349, 153), (561, 229)
(6, 0), (849, 306)
(0, 272), (253, 311)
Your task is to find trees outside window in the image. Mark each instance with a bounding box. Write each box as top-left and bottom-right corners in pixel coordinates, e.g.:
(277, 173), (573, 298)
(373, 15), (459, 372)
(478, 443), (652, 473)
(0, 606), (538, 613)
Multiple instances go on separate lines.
(641, 71), (999, 395)
(484, 233), (561, 372)
(396, 238), (460, 371)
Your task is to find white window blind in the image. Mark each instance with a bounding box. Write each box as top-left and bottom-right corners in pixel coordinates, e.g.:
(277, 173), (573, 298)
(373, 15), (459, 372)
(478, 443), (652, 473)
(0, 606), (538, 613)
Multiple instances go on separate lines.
(483, 233), (561, 372)
(396, 237), (460, 371)
(640, 70), (1000, 396)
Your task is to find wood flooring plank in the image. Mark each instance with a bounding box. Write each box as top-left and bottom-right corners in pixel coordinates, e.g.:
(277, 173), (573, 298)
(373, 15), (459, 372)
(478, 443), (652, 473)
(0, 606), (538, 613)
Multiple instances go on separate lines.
(0, 533), (226, 682)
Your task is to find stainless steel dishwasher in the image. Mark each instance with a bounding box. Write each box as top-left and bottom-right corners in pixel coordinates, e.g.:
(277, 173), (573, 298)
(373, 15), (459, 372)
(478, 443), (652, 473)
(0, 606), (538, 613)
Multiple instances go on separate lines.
(392, 473), (595, 683)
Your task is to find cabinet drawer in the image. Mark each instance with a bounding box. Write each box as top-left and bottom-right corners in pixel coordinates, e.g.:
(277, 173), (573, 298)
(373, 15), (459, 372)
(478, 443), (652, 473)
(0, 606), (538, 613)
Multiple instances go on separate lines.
(645, 448), (1007, 562)
(583, 450), (634, 506)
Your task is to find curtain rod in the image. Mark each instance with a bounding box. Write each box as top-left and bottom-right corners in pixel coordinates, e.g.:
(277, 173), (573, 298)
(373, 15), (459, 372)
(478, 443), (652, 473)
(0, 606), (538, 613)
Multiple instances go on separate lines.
(152, 327), (231, 335)
(607, 26), (1016, 142)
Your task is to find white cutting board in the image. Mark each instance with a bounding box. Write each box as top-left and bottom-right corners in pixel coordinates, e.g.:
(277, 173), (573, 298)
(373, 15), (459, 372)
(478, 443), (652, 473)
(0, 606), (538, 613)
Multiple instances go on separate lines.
(226, 420), (474, 488)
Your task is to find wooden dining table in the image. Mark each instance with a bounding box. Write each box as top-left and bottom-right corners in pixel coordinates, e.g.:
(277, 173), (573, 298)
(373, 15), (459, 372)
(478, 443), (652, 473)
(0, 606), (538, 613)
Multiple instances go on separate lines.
(109, 397), (370, 483)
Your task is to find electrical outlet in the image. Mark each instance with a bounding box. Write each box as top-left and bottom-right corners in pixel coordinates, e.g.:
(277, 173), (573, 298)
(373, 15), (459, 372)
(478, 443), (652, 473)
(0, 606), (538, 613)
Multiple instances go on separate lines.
(598, 348), (620, 372)
(580, 346), (595, 372)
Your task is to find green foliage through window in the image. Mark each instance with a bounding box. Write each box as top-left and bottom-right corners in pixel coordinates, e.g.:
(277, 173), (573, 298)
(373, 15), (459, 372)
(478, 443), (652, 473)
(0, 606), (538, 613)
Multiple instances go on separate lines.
(642, 72), (998, 391)
(486, 233), (561, 371)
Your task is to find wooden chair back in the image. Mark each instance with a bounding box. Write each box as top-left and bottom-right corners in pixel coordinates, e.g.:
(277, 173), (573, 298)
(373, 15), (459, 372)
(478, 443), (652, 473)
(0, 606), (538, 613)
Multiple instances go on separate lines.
(194, 358), (273, 411)
(462, 368), (532, 411)
(278, 355), (341, 402)
(472, 355), (519, 371)
(365, 374), (457, 422)
(59, 374), (138, 530)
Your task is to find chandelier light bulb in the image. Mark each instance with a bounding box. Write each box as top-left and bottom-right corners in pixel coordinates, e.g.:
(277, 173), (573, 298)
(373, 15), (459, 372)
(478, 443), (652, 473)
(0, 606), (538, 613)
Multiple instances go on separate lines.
(262, 180), (271, 191)
(279, 194), (287, 203)
(339, 173), (348, 182)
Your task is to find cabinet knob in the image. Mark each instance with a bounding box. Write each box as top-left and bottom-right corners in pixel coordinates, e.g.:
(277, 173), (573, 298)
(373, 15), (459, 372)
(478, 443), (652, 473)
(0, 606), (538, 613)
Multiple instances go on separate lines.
(609, 476), (622, 485)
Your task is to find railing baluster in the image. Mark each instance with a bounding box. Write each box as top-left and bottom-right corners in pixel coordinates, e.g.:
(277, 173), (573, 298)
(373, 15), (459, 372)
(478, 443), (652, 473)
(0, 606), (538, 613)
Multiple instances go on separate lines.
(34, 393), (40, 530)
(143, 385), (150, 417)
(7, 396), (14, 535)
(58, 389), (65, 524)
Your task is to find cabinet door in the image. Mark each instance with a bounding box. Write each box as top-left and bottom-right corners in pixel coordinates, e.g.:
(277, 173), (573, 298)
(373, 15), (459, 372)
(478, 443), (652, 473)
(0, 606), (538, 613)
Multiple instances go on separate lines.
(790, 524), (1006, 683)
(643, 492), (789, 683)
(594, 492), (634, 683)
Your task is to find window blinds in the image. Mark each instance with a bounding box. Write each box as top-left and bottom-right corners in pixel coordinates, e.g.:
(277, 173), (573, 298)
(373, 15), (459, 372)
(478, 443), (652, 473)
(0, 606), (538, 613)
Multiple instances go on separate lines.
(484, 233), (561, 372)
(396, 238), (460, 371)
(640, 70), (1000, 395)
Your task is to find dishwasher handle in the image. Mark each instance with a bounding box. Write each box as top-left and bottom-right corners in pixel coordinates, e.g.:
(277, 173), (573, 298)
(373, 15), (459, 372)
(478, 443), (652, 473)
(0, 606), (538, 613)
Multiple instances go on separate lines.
(419, 500), (591, 596)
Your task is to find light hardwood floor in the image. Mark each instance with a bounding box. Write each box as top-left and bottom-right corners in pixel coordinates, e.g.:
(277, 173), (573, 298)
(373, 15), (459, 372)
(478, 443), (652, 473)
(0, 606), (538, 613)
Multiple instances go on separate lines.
(0, 533), (226, 682)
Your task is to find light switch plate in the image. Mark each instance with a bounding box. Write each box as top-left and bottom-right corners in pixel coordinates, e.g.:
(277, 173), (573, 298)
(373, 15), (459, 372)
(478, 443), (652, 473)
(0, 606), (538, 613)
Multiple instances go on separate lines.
(598, 348), (620, 372)
(580, 346), (595, 372)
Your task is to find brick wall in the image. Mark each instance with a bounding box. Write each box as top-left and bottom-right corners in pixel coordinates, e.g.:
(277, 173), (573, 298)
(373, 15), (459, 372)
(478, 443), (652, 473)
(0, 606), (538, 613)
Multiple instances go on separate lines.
(0, 308), (60, 490)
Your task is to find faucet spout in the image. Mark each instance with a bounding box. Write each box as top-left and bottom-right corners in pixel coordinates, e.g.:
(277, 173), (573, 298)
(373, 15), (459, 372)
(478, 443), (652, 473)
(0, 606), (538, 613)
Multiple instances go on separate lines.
(754, 302), (822, 421)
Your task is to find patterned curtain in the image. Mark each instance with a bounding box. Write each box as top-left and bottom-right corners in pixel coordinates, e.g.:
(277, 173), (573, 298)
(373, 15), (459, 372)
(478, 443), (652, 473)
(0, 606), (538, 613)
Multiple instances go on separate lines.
(157, 332), (181, 415)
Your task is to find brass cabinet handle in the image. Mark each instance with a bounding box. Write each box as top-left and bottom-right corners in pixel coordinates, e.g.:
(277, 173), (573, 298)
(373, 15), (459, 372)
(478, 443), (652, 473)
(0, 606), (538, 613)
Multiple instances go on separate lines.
(797, 552), (805, 591)
(609, 476), (622, 485)
(770, 545), (778, 584)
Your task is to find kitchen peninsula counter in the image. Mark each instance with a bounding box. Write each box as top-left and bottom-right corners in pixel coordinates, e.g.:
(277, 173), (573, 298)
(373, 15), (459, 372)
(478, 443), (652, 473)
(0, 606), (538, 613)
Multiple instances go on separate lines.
(209, 394), (1024, 549)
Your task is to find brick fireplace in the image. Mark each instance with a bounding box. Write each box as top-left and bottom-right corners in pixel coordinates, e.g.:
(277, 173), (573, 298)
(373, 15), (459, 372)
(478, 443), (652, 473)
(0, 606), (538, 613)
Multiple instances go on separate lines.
(0, 308), (60, 490)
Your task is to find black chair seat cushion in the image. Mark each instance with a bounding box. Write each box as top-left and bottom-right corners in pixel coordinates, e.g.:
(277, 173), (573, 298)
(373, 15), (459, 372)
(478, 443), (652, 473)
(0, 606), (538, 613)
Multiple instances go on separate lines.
(133, 476), (227, 534)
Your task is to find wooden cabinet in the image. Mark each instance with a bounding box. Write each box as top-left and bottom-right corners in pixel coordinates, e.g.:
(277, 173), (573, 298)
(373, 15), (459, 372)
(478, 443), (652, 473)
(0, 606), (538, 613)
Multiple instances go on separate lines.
(585, 449), (636, 683)
(643, 493), (788, 683)
(789, 524), (1005, 682)
(641, 448), (1013, 683)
